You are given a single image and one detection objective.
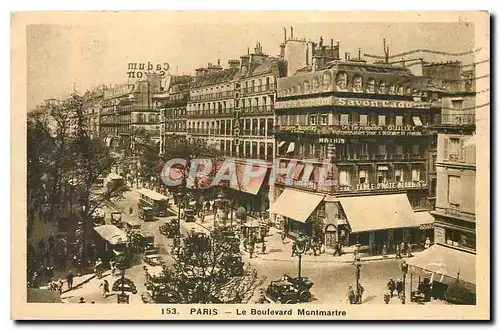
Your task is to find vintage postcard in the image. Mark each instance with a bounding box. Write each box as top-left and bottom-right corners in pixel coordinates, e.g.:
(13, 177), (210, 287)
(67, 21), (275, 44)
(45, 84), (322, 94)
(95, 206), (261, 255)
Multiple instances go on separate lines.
(11, 11), (490, 320)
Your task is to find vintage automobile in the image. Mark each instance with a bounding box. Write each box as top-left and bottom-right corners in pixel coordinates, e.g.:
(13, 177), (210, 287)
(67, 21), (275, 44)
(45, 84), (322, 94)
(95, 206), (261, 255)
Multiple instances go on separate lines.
(143, 254), (164, 266)
(183, 207), (196, 222)
(138, 206), (155, 221)
(142, 232), (160, 255)
(264, 275), (314, 304)
(141, 266), (177, 304)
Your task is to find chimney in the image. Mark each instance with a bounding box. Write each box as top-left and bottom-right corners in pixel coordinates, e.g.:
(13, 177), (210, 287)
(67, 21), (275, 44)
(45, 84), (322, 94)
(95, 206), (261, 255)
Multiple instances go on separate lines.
(307, 41), (314, 66)
(284, 27), (287, 42)
(330, 39), (334, 58)
(279, 43), (285, 60)
(240, 55), (250, 73)
(291, 26), (294, 39)
(228, 59), (240, 69)
(358, 48), (361, 60)
(345, 52), (348, 61)
(335, 41), (340, 59)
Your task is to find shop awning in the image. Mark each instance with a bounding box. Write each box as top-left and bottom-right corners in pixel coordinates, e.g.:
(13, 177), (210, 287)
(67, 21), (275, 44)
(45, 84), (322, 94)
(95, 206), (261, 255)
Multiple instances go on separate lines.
(94, 225), (128, 244)
(268, 189), (324, 223)
(286, 142), (295, 153)
(278, 141), (286, 148)
(338, 193), (418, 233)
(293, 164), (305, 180)
(415, 211), (435, 230)
(406, 245), (476, 291)
(228, 160), (267, 195)
(105, 137), (112, 147)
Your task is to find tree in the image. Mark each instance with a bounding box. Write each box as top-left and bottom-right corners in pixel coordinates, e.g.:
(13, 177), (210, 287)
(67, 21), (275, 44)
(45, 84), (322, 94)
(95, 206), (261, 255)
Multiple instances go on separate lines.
(160, 227), (264, 303)
(27, 93), (128, 281)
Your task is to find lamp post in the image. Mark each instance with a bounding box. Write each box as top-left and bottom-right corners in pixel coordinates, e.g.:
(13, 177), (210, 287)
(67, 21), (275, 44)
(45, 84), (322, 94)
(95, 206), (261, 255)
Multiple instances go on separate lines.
(401, 260), (408, 304)
(354, 257), (362, 303)
(293, 236), (309, 279)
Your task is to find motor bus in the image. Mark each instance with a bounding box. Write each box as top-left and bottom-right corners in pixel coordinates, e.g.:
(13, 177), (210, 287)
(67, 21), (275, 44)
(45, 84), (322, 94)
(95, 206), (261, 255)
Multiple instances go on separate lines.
(138, 188), (170, 217)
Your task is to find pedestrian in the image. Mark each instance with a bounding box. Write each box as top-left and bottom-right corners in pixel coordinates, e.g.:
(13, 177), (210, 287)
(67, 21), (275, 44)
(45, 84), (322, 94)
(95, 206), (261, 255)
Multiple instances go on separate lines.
(261, 242), (266, 254)
(205, 200), (210, 212)
(347, 285), (355, 304)
(400, 241), (406, 256)
(100, 279), (110, 298)
(129, 206), (133, 215)
(395, 244), (401, 259)
(396, 278), (404, 298)
(384, 290), (391, 304)
(281, 231), (286, 244)
(94, 258), (103, 278)
(248, 242), (255, 259)
(66, 270), (74, 290)
(57, 278), (64, 294)
(382, 242), (388, 256)
(78, 297), (86, 303)
(109, 259), (116, 276)
(31, 271), (39, 289)
(387, 279), (396, 298)
(424, 237), (431, 249)
(407, 242), (413, 257)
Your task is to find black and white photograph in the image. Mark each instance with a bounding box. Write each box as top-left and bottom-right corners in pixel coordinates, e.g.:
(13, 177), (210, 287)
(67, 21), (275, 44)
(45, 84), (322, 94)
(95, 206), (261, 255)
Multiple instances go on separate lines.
(11, 10), (490, 320)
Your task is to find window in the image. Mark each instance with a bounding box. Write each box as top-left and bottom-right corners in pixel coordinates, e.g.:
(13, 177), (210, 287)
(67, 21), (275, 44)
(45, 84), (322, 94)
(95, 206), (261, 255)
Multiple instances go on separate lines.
(359, 114), (368, 126)
(340, 114), (349, 125)
(378, 144), (386, 155)
(395, 169), (403, 182)
(321, 114), (328, 125)
(309, 115), (316, 126)
(360, 144), (369, 156)
(411, 169), (420, 182)
(359, 170), (368, 184)
(339, 170), (351, 186)
(377, 170), (387, 183)
(395, 145), (404, 156)
(448, 137), (460, 161)
(448, 175), (461, 206)
(452, 100), (464, 109)
(445, 228), (475, 251)
(378, 115), (386, 126)
(412, 144), (420, 156)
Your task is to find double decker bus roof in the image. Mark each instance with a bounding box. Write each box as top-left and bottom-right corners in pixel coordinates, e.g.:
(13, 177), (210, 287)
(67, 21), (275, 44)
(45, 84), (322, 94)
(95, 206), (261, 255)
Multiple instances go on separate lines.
(138, 188), (169, 201)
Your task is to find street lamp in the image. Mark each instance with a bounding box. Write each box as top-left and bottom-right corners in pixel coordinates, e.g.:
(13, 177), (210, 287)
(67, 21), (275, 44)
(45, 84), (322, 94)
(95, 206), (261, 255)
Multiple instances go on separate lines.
(354, 257), (362, 304)
(177, 191), (184, 222)
(401, 260), (408, 304)
(293, 236), (309, 279)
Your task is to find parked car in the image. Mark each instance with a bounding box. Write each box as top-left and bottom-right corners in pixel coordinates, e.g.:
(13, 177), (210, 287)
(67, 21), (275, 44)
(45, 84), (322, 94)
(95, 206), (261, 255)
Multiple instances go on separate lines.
(143, 254), (164, 266)
(265, 275), (314, 304)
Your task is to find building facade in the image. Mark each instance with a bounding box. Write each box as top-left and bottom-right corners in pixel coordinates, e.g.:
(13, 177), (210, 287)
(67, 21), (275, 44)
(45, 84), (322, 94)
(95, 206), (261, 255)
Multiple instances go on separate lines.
(155, 75), (193, 154)
(186, 44), (287, 214)
(82, 86), (105, 139)
(100, 76), (164, 151)
(270, 37), (441, 253)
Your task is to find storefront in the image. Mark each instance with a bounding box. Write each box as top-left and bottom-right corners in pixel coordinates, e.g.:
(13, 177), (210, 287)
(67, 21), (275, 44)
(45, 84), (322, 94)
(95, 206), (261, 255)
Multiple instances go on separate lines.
(268, 188), (325, 239)
(337, 193), (424, 254)
(406, 245), (476, 301)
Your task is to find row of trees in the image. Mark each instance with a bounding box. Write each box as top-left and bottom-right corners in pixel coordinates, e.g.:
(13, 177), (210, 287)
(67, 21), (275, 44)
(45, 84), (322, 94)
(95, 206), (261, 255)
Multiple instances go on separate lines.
(27, 94), (128, 278)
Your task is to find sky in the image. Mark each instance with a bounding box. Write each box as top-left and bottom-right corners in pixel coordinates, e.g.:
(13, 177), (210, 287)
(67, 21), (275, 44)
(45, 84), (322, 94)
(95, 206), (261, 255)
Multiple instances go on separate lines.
(26, 19), (475, 110)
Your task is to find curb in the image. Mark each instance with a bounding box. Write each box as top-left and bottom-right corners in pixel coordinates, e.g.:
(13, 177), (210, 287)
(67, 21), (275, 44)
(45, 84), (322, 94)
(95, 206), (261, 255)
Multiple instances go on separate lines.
(249, 254), (414, 264)
(61, 274), (96, 294)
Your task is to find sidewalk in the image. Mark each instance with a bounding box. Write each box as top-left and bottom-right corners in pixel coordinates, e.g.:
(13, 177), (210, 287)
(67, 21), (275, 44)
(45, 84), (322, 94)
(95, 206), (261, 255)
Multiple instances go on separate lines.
(244, 227), (420, 263)
(40, 272), (98, 294)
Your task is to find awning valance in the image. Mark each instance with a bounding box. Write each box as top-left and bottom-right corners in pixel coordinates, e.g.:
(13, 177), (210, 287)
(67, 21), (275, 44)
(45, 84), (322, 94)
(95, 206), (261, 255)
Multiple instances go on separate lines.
(415, 211), (435, 230)
(406, 245), (476, 291)
(94, 225), (128, 244)
(339, 193), (418, 233)
(268, 189), (324, 223)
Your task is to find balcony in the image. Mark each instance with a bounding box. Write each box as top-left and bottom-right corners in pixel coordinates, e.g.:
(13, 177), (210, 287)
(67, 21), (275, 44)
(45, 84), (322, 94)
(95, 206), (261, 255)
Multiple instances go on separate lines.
(241, 85), (275, 95)
(274, 124), (429, 137)
(435, 114), (475, 128)
(276, 177), (428, 194)
(187, 107), (234, 118)
(433, 206), (475, 222)
(277, 153), (425, 164)
(190, 91), (235, 102)
(162, 97), (189, 107)
(240, 105), (274, 116)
